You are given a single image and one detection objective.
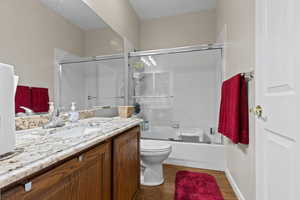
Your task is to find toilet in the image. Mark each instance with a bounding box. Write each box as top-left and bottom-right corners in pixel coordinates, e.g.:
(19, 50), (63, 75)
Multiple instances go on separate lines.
(140, 139), (172, 186)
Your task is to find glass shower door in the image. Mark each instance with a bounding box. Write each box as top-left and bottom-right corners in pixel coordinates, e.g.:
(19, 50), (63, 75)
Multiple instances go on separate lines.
(130, 49), (223, 144)
(95, 58), (125, 108)
(60, 57), (125, 111)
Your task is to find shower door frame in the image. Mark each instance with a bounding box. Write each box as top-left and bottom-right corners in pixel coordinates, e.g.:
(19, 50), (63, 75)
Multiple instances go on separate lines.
(54, 43), (224, 113)
(129, 43), (223, 57)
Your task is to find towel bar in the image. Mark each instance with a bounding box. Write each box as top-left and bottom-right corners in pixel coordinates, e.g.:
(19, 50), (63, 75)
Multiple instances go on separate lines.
(242, 70), (254, 81)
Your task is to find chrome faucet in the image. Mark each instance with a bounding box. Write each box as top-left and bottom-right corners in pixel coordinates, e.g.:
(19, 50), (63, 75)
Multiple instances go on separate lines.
(20, 106), (34, 116)
(43, 107), (66, 129)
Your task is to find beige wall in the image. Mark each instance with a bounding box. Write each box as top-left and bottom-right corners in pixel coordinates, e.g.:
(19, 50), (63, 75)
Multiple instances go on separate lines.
(217, 1), (255, 78)
(0, 0), (127, 101)
(216, 0), (255, 200)
(82, 0), (140, 49)
(140, 10), (216, 50)
(84, 27), (124, 57)
(0, 0), (84, 100)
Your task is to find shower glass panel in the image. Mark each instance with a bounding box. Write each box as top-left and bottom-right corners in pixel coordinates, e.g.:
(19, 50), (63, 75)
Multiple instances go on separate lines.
(130, 49), (223, 144)
(60, 57), (125, 111)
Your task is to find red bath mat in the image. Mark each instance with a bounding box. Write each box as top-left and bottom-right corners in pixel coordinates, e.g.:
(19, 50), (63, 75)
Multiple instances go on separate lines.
(175, 171), (224, 200)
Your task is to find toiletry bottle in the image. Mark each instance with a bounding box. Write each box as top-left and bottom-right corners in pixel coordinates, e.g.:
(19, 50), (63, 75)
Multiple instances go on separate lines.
(171, 122), (180, 140)
(145, 120), (149, 131)
(69, 102), (79, 123)
(49, 102), (54, 114)
(48, 102), (55, 120)
(209, 128), (222, 144)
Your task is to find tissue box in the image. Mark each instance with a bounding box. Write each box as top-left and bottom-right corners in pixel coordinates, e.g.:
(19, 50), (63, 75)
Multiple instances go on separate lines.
(118, 106), (134, 118)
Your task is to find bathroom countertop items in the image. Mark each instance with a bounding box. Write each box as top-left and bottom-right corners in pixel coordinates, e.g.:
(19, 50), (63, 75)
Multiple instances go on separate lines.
(0, 117), (142, 189)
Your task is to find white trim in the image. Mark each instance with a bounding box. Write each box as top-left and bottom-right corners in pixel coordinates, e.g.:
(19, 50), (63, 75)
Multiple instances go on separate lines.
(165, 158), (225, 171)
(225, 168), (246, 200)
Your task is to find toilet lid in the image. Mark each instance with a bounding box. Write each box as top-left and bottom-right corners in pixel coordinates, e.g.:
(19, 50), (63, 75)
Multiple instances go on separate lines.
(141, 140), (171, 152)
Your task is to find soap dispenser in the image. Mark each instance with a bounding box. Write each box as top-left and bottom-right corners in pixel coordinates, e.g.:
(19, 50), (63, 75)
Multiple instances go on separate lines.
(68, 102), (79, 123)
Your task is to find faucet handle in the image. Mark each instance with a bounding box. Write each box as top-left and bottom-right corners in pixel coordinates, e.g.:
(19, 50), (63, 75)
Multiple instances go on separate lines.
(55, 106), (67, 116)
(171, 122), (180, 129)
(20, 106), (34, 115)
(55, 109), (60, 117)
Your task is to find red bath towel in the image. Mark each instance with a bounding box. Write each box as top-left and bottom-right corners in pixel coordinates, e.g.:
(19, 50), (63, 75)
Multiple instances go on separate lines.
(218, 74), (249, 144)
(31, 87), (49, 113)
(15, 86), (31, 113)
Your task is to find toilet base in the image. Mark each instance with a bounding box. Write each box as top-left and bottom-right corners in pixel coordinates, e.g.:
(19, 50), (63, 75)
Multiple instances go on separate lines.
(141, 163), (165, 186)
(141, 177), (164, 186)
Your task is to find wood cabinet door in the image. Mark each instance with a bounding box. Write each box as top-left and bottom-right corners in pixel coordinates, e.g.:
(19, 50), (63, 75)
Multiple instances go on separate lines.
(2, 141), (112, 200)
(113, 126), (140, 200)
(75, 141), (111, 200)
(2, 158), (81, 200)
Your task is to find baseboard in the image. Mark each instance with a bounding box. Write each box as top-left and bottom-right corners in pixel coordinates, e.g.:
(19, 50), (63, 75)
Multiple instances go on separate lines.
(225, 168), (246, 200)
(164, 158), (225, 171)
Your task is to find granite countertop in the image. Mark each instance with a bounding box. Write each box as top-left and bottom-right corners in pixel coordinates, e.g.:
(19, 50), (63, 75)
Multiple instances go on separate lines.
(0, 117), (142, 189)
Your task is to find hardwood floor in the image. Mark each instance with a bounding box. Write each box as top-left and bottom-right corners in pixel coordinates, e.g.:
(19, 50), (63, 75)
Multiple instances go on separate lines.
(136, 164), (238, 200)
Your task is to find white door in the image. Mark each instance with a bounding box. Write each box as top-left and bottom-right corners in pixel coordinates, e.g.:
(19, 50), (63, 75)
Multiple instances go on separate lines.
(256, 0), (300, 200)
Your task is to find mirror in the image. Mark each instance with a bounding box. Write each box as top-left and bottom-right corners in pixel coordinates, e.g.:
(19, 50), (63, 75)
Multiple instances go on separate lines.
(0, 0), (124, 115)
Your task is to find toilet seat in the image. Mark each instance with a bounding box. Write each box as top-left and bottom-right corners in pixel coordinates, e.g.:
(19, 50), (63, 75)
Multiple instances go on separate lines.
(141, 140), (171, 152)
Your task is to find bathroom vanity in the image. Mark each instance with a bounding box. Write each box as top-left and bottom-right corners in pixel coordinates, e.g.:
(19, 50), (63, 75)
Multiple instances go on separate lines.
(0, 117), (141, 200)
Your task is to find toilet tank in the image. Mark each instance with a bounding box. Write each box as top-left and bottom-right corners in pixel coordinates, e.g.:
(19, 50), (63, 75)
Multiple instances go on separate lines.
(0, 63), (16, 155)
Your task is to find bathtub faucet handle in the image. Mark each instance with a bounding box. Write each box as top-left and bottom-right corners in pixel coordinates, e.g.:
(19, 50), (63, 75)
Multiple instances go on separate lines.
(171, 122), (180, 129)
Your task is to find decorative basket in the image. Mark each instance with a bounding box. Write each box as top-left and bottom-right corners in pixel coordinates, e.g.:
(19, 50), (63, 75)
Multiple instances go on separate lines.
(118, 106), (134, 118)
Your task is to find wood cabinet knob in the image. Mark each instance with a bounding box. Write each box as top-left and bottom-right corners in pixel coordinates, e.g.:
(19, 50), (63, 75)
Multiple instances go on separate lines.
(24, 181), (32, 192)
(78, 155), (84, 162)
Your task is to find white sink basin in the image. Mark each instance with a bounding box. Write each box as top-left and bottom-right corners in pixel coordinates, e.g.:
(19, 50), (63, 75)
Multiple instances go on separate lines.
(50, 126), (102, 139)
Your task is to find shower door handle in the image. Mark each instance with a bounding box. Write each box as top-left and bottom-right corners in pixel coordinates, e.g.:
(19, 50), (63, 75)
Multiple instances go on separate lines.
(113, 96), (125, 99)
(103, 96), (125, 99)
(88, 96), (97, 100)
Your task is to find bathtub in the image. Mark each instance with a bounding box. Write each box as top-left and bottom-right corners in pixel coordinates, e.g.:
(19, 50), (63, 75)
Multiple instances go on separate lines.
(141, 130), (226, 171)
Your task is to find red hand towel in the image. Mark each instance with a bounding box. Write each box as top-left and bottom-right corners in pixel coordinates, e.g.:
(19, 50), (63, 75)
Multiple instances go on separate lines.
(15, 86), (31, 113)
(31, 87), (49, 113)
(218, 74), (249, 144)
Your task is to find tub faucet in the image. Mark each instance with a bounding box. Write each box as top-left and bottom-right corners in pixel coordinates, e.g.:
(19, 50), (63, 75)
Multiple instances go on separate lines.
(171, 123), (180, 129)
(171, 122), (181, 139)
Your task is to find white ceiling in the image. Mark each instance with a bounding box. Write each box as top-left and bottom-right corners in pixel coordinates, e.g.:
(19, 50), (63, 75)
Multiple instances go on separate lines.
(129, 0), (217, 20)
(39, 0), (107, 30)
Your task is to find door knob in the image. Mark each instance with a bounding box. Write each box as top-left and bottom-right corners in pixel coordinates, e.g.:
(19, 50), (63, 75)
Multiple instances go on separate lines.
(254, 105), (263, 118)
(251, 105), (267, 121)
